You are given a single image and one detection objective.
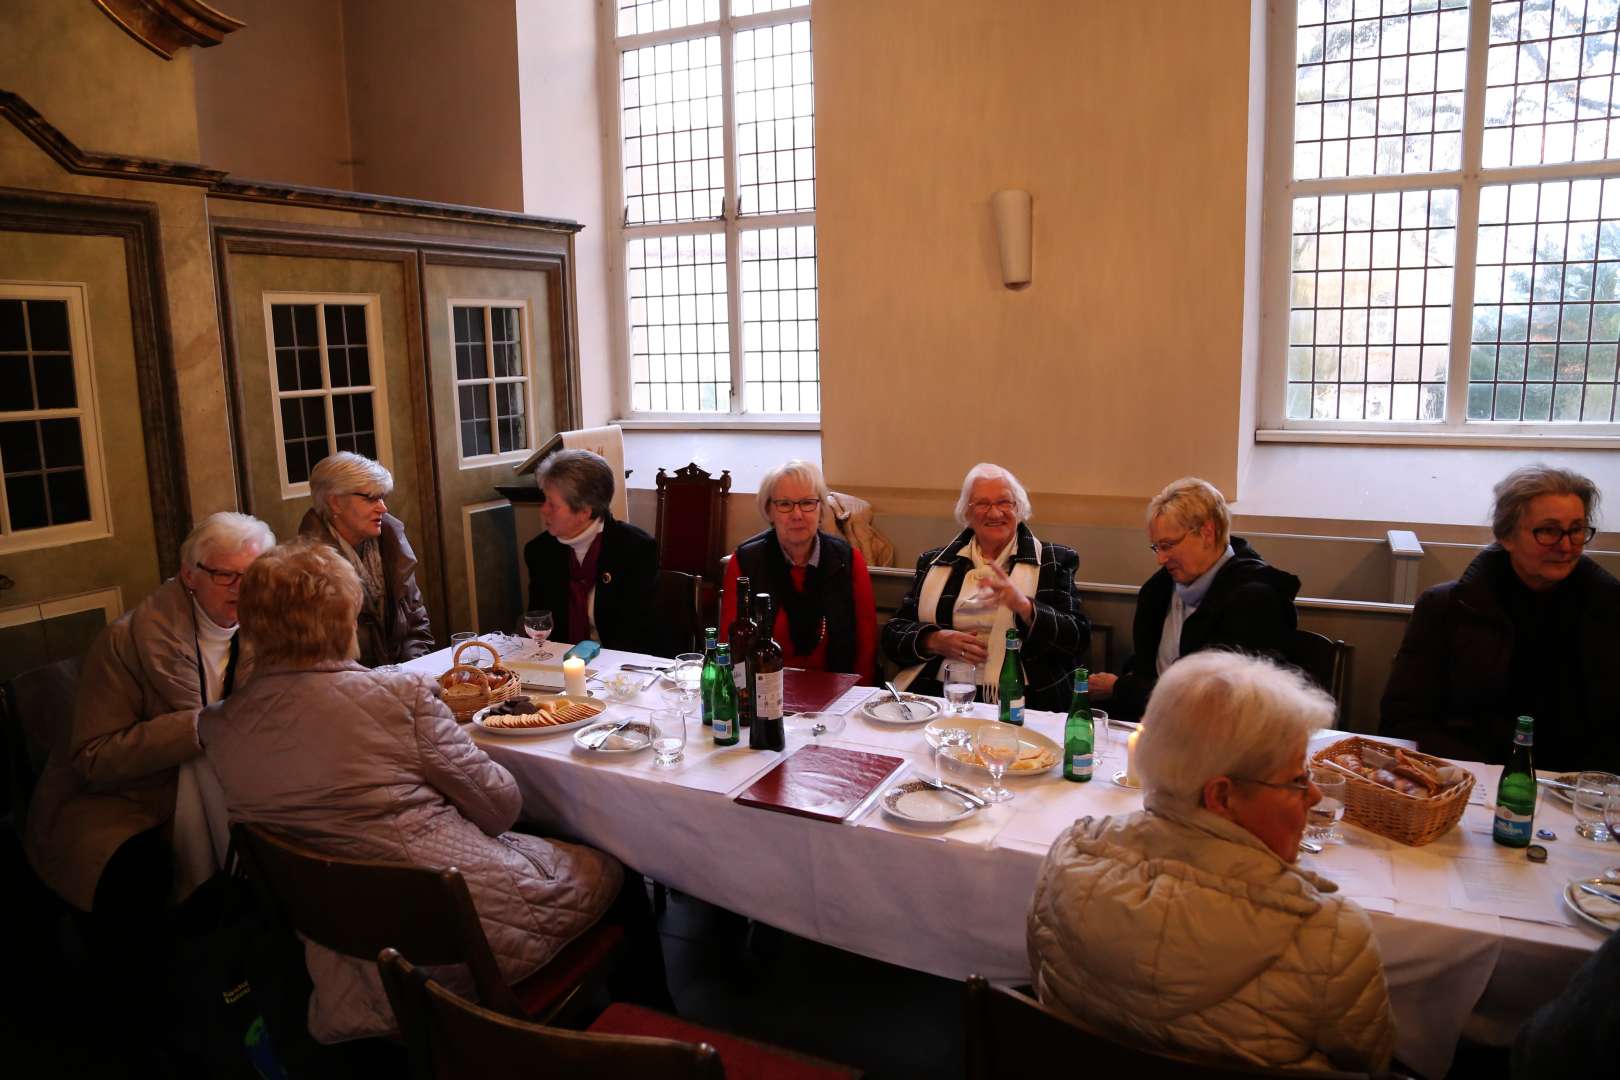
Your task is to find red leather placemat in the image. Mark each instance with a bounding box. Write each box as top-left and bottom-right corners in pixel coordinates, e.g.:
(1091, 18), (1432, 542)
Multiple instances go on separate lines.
(734, 744), (906, 824)
(782, 668), (862, 713)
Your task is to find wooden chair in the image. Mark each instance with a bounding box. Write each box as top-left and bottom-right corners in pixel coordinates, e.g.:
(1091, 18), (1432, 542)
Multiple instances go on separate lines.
(379, 947), (722, 1080)
(963, 976), (1405, 1079)
(657, 569), (706, 655)
(2, 653), (83, 830)
(1285, 629), (1352, 725)
(232, 822), (623, 1023)
(654, 463), (732, 608)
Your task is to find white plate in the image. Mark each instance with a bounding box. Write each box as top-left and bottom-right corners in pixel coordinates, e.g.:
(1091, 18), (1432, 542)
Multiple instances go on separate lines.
(572, 717), (654, 753)
(472, 695), (604, 737)
(881, 779), (980, 825)
(1563, 878), (1620, 934)
(860, 692), (942, 725)
(923, 717), (1061, 779)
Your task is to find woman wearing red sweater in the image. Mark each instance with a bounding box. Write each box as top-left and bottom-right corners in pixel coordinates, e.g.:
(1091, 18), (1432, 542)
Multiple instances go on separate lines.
(720, 460), (877, 683)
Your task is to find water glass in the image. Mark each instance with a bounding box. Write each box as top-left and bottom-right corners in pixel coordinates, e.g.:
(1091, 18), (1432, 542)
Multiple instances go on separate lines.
(665, 654), (704, 718)
(1603, 782), (1620, 882)
(650, 710), (686, 767)
(450, 631), (477, 653)
(1307, 766), (1345, 842)
(941, 660), (979, 715)
(1574, 771), (1619, 842)
(976, 721), (1020, 803)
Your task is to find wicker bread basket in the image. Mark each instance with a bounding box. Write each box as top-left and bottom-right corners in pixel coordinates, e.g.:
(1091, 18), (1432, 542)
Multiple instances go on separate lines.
(1311, 736), (1475, 847)
(437, 640), (521, 723)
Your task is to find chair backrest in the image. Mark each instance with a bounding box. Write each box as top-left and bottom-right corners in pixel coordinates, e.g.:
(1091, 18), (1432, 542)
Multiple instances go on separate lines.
(232, 822), (520, 1016)
(3, 653), (84, 828)
(378, 948), (722, 1080)
(1285, 629), (1352, 725)
(654, 463), (732, 581)
(962, 976), (1401, 1080)
(657, 569), (705, 655)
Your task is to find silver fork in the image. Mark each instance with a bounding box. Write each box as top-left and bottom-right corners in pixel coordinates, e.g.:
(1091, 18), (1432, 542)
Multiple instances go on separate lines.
(884, 681), (916, 721)
(582, 716), (635, 750)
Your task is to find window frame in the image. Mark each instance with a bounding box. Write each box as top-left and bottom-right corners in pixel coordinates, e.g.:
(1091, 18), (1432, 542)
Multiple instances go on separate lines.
(0, 281), (112, 554)
(260, 292), (393, 499)
(447, 299), (537, 468)
(602, 0), (820, 425)
(1260, 0), (1620, 448)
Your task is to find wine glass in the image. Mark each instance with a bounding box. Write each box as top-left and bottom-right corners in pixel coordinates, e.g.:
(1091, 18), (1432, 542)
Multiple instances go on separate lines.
(664, 655), (703, 720)
(975, 721), (1020, 804)
(1574, 771), (1618, 842)
(1307, 766), (1346, 843)
(522, 610), (554, 658)
(941, 660), (979, 716)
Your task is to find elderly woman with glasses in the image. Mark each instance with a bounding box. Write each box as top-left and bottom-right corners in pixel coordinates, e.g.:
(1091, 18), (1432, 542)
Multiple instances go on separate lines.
(300, 451), (433, 667)
(1029, 652), (1395, 1073)
(882, 463), (1085, 711)
(721, 460), (877, 681)
(200, 540), (629, 1042)
(1088, 477), (1300, 721)
(1382, 465), (1619, 771)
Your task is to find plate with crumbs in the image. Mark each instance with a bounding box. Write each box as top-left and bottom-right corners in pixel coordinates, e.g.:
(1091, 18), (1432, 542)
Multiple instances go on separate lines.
(881, 779), (981, 825)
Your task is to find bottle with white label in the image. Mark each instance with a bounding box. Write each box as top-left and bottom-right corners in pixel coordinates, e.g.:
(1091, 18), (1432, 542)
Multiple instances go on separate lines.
(749, 593), (785, 752)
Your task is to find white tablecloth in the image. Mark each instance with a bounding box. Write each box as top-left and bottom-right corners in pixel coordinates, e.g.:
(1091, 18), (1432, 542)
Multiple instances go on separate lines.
(403, 644), (1608, 1078)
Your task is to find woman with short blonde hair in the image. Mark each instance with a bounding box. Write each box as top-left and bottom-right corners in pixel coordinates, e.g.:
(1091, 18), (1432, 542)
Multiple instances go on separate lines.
(239, 540), (363, 668)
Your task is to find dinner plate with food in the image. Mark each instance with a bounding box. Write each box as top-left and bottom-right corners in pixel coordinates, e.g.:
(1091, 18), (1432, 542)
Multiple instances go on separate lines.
(472, 694), (604, 736)
(1563, 877), (1620, 934)
(923, 717), (1061, 778)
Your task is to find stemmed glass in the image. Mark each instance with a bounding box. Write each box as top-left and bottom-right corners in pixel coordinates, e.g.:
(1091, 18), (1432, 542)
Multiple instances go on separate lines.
(522, 610), (554, 659)
(976, 722), (1020, 804)
(664, 655), (703, 720)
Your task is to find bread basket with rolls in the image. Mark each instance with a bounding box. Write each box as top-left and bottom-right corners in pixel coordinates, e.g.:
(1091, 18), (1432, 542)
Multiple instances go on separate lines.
(1311, 736), (1475, 846)
(437, 640), (521, 723)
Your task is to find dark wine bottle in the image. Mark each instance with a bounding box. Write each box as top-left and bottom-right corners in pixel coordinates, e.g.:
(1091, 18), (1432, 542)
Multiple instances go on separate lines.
(727, 574), (758, 727)
(749, 593), (785, 752)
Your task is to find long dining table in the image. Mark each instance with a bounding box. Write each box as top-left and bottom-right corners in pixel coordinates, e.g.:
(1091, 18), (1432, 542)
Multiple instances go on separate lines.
(402, 641), (1611, 1079)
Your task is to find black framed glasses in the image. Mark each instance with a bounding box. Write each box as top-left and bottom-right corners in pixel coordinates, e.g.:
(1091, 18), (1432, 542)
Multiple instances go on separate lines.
(769, 497), (822, 514)
(1529, 524), (1596, 547)
(195, 563), (245, 587)
(348, 491), (386, 505)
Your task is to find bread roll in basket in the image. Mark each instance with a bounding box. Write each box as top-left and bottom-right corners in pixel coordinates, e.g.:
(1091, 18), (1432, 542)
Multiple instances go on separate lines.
(437, 640), (521, 722)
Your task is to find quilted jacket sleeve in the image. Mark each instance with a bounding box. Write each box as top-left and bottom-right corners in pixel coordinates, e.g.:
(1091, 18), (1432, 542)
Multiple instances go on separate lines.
(410, 679), (521, 836)
(1314, 903), (1395, 1073)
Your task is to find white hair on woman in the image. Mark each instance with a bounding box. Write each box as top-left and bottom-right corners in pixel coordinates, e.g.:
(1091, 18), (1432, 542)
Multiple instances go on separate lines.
(308, 452), (394, 519)
(1147, 476), (1231, 548)
(179, 511), (276, 569)
(952, 462), (1033, 527)
(1134, 651), (1332, 810)
(755, 459), (830, 521)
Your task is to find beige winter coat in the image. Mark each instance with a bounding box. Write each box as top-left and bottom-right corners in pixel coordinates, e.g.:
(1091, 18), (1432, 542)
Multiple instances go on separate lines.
(199, 661), (622, 1043)
(1027, 796), (1394, 1073)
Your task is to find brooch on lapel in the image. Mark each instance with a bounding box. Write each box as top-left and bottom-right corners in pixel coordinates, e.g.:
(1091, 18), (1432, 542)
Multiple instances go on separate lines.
(600, 571), (613, 585)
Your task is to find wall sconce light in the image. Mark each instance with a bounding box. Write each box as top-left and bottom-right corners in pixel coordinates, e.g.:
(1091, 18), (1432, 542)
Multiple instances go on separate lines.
(992, 188), (1032, 288)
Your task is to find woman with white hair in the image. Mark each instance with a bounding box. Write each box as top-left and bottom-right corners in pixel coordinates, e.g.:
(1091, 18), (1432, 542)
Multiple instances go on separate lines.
(882, 462), (1085, 711)
(1381, 464), (1618, 771)
(721, 459), (877, 681)
(1028, 652), (1395, 1073)
(1089, 476), (1300, 721)
(299, 451), (433, 667)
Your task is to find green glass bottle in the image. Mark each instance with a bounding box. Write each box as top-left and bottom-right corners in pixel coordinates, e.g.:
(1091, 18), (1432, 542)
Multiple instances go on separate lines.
(711, 643), (740, 746)
(1492, 715), (1536, 848)
(998, 629), (1025, 726)
(1062, 667), (1094, 782)
(699, 627), (720, 727)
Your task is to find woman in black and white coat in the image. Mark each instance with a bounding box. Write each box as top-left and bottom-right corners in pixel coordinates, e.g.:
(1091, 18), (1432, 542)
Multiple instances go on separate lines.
(882, 463), (1087, 712)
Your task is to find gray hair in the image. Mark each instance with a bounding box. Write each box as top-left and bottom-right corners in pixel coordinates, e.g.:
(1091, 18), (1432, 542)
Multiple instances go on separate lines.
(756, 459), (829, 522)
(1490, 464), (1600, 540)
(1134, 651), (1332, 811)
(309, 452), (394, 519)
(179, 511), (276, 569)
(953, 463), (1033, 527)
(536, 448), (615, 519)
(1147, 476), (1231, 548)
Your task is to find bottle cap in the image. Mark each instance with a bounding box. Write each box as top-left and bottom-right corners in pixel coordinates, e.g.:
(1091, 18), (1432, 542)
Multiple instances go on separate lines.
(1525, 844), (1548, 863)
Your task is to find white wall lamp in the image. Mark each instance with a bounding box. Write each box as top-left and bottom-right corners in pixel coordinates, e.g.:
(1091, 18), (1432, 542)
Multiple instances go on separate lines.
(991, 188), (1033, 289)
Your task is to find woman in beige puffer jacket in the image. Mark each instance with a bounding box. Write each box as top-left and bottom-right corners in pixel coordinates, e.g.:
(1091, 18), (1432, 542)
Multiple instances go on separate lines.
(1027, 652), (1394, 1073)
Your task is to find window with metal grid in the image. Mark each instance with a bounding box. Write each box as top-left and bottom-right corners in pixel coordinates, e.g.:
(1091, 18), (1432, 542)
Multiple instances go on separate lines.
(452, 303), (533, 461)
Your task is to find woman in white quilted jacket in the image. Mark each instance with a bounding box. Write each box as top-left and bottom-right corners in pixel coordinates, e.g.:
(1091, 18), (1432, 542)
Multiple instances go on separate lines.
(1027, 651), (1395, 1073)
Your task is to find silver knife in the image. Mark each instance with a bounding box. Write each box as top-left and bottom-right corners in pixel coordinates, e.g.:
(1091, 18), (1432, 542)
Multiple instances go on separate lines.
(1298, 839), (1323, 854)
(1535, 776), (1577, 792)
(917, 774), (986, 808)
(1578, 882), (1620, 905)
(583, 716), (634, 749)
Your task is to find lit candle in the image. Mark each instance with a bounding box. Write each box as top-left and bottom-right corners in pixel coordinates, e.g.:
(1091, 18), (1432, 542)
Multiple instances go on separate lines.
(1126, 727), (1142, 787)
(563, 657), (587, 697)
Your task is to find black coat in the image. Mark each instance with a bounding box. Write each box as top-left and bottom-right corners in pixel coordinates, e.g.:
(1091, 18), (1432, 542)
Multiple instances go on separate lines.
(524, 515), (661, 655)
(1108, 537), (1300, 721)
(881, 523), (1087, 712)
(1379, 545), (1620, 771)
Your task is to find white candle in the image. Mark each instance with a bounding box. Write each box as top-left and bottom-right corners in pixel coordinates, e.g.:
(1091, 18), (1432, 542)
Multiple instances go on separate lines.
(563, 657), (587, 697)
(1126, 728), (1142, 787)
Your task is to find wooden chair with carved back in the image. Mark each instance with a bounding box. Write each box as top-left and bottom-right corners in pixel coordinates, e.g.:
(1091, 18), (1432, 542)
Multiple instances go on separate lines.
(654, 463), (732, 622)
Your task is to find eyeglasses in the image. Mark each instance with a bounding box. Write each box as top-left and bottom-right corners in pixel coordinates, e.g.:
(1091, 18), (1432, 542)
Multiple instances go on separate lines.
(195, 563), (245, 587)
(1528, 524), (1597, 547)
(348, 491), (386, 505)
(1232, 773), (1314, 796)
(770, 498), (822, 514)
(1148, 531), (1192, 556)
(968, 499), (1016, 516)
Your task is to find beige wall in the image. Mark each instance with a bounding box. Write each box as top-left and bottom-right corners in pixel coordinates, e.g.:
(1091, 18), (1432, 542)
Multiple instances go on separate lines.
(193, 0), (354, 189)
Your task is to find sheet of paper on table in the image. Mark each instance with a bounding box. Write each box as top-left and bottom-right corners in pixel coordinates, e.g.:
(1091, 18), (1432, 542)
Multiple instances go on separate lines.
(823, 683), (877, 715)
(1301, 833), (1398, 913)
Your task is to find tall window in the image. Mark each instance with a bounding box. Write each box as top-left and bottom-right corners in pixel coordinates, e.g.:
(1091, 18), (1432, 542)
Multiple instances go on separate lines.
(611, 0), (819, 416)
(451, 303), (533, 462)
(1268, 0), (1620, 437)
(263, 295), (391, 495)
(0, 285), (108, 550)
